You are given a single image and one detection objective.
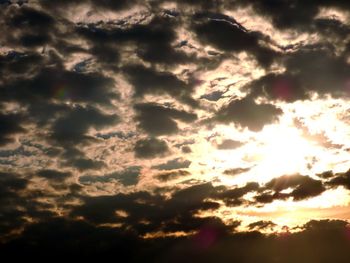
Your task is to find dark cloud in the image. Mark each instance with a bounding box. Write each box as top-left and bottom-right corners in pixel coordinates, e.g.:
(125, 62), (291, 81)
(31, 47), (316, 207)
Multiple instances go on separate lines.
(255, 192), (275, 204)
(69, 182), (226, 237)
(2, 6), (55, 48)
(316, 170), (334, 179)
(94, 46), (120, 67)
(214, 182), (260, 206)
(134, 103), (197, 136)
(223, 167), (251, 176)
(192, 12), (279, 67)
(77, 15), (193, 66)
(0, 218), (143, 260)
(79, 166), (141, 186)
(281, 48), (350, 97)
(3, 68), (118, 106)
(216, 139), (243, 150)
(0, 51), (43, 79)
(0, 171), (28, 195)
(134, 137), (169, 159)
(156, 170), (191, 182)
(50, 105), (119, 145)
(235, 0), (350, 35)
(65, 158), (105, 172)
(153, 158), (191, 170)
(0, 145), (32, 158)
(3, 218), (350, 262)
(200, 90), (226, 102)
(124, 65), (198, 107)
(36, 169), (72, 182)
(244, 46), (350, 101)
(248, 220), (276, 231)
(95, 131), (135, 140)
(210, 7), (350, 102)
(235, 0), (318, 31)
(0, 172), (29, 237)
(214, 97), (282, 131)
(0, 113), (25, 146)
(132, 17), (194, 65)
(170, 182), (217, 205)
(314, 17), (350, 38)
(248, 73), (307, 102)
(256, 175), (326, 203)
(71, 191), (161, 225)
(327, 169), (350, 190)
(181, 145), (192, 153)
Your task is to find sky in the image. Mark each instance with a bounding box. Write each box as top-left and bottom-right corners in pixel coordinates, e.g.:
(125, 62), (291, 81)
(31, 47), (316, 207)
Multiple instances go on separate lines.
(1, 0), (350, 261)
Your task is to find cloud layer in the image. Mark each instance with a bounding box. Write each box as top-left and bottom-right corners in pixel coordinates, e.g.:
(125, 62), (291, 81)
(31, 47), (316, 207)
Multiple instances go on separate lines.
(1, 0), (350, 260)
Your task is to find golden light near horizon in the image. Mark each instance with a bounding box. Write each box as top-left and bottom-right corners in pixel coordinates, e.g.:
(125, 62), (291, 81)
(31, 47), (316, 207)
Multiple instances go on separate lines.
(187, 98), (350, 233)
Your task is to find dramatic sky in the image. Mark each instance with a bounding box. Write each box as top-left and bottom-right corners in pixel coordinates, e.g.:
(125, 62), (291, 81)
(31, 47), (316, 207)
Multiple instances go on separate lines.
(1, 0), (350, 261)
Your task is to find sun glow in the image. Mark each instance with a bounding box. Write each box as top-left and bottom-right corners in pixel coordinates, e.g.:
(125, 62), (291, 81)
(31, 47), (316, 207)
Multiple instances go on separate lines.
(246, 125), (319, 183)
(191, 120), (325, 186)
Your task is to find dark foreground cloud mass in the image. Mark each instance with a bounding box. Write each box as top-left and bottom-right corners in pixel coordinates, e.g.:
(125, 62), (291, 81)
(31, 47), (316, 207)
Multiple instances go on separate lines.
(1, 218), (350, 263)
(1, 0), (350, 261)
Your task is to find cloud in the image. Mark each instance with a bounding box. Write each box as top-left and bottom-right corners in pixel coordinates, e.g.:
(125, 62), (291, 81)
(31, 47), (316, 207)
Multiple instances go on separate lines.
(79, 166), (141, 186)
(65, 157), (105, 172)
(2, 218), (350, 262)
(316, 170), (334, 179)
(256, 174), (326, 203)
(0, 171), (28, 194)
(134, 103), (197, 136)
(77, 15), (193, 66)
(192, 12), (279, 67)
(244, 47), (350, 102)
(70, 182), (229, 237)
(223, 167), (251, 176)
(214, 182), (260, 206)
(248, 220), (276, 231)
(0, 171), (29, 237)
(0, 218), (142, 260)
(134, 137), (169, 159)
(213, 97), (282, 131)
(4, 68), (118, 105)
(236, 0), (350, 34)
(36, 169), (72, 182)
(2, 6), (55, 48)
(50, 105), (119, 145)
(0, 113), (25, 146)
(153, 158), (191, 170)
(216, 139), (243, 150)
(284, 48), (350, 98)
(327, 169), (350, 190)
(124, 65), (198, 107)
(1, 1), (350, 259)
(156, 170), (191, 182)
(248, 73), (306, 102)
(0, 51), (44, 79)
(181, 146), (192, 153)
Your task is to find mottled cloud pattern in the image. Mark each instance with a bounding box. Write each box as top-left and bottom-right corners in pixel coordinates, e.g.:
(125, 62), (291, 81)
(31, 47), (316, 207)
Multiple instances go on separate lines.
(1, 0), (350, 261)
